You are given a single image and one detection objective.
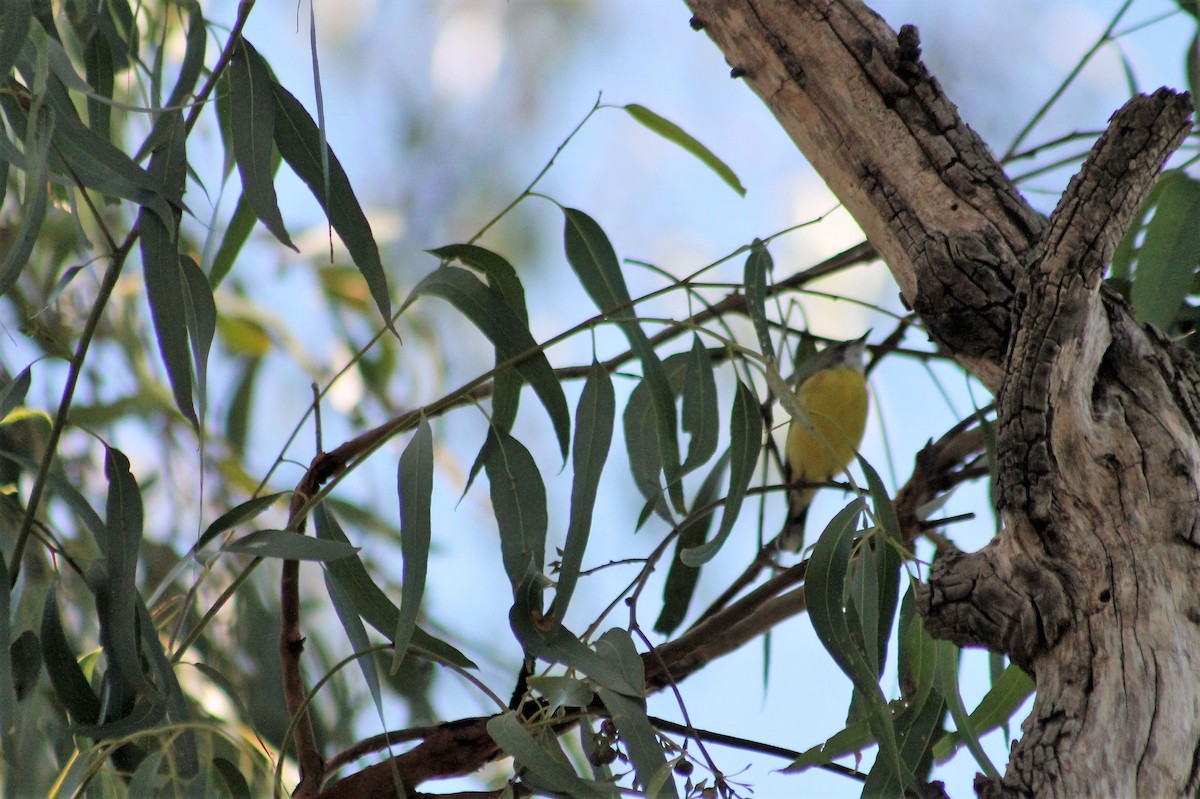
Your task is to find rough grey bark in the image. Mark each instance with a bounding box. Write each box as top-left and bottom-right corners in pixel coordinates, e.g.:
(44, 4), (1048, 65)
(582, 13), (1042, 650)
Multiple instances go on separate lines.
(682, 0), (1199, 796)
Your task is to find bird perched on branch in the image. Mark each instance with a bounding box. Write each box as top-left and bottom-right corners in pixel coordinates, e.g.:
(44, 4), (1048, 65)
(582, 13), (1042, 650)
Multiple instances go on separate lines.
(779, 333), (870, 552)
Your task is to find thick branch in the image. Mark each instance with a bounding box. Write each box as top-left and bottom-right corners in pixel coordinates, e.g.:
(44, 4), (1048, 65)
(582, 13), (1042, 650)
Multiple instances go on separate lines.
(684, 0), (1045, 388)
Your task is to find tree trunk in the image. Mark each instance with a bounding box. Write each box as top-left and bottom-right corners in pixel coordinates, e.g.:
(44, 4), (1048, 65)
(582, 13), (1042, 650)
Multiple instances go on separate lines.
(682, 0), (1199, 796)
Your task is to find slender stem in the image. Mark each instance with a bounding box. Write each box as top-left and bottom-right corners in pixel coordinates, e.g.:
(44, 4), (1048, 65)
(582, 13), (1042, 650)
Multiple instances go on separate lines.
(10, 239), (129, 585)
(1001, 0), (1134, 161)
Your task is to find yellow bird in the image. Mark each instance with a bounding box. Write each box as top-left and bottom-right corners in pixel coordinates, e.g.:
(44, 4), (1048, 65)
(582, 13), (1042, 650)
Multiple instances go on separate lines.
(779, 334), (870, 552)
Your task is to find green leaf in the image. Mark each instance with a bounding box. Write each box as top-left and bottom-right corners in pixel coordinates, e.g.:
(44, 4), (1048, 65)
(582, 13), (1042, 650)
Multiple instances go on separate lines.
(852, 458), (904, 679)
(655, 451), (730, 635)
(744, 241), (774, 363)
(272, 81), (392, 325)
(316, 519), (475, 669)
(99, 446), (147, 695)
(0, 365), (32, 420)
(508, 609), (641, 697)
(1131, 171), (1200, 329)
(221, 529), (359, 561)
(197, 492), (287, 551)
(623, 103), (745, 196)
(0, 105), (50, 296)
(413, 266), (570, 458)
(81, 25), (114, 139)
(392, 416), (433, 672)
(209, 192), (258, 288)
(139, 108), (196, 426)
(680, 336), (719, 474)
(16, 43), (178, 226)
(317, 504), (385, 725)
(622, 371), (673, 523)
(0, 1), (31, 82)
(807, 498), (913, 791)
(593, 628), (646, 698)
(482, 427), (548, 598)
(0, 550), (13, 729)
(563, 207), (683, 510)
(10, 630), (40, 702)
(487, 712), (619, 799)
(428, 243), (528, 321)
(227, 38), (295, 250)
(897, 583), (938, 711)
(785, 714), (874, 772)
(681, 380), (761, 566)
(180, 255), (216, 426)
(527, 675), (594, 710)
(135, 600), (198, 776)
(933, 662), (1033, 763)
(934, 639), (1000, 780)
(1189, 31), (1200, 129)
(550, 361), (615, 622)
(40, 584), (101, 726)
(212, 757), (253, 799)
(597, 688), (680, 799)
(429, 244), (529, 432)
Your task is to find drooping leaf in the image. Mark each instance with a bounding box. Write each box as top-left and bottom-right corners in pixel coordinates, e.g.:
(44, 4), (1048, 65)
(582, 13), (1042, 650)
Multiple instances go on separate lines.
(180, 255), (216, 426)
(139, 108), (195, 426)
(393, 416), (433, 672)
(680, 336), (719, 474)
(622, 371), (673, 523)
(563, 208), (683, 510)
(81, 23), (114, 139)
(597, 688), (680, 799)
(272, 81), (391, 325)
(0, 1), (32, 82)
(508, 606), (641, 697)
(135, 600), (198, 776)
(0, 105), (50, 297)
(550, 362), (614, 622)
(98, 447), (148, 695)
(932, 662), (1034, 762)
(316, 541), (474, 670)
(197, 492), (288, 551)
(482, 427), (548, 600)
(593, 628), (646, 698)
(209, 192), (258, 288)
(0, 550), (13, 729)
(487, 712), (618, 799)
(0, 365), (32, 420)
(934, 639), (1001, 780)
(1131, 171), (1200, 329)
(413, 266), (570, 458)
(40, 584), (101, 726)
(227, 38), (295, 250)
(744, 241), (775, 363)
(16, 44), (178, 226)
(655, 451), (730, 635)
(623, 103), (745, 196)
(222, 529), (359, 561)
(807, 498), (913, 791)
(429, 244), (529, 432)
(681, 380), (761, 566)
(321, 520), (386, 724)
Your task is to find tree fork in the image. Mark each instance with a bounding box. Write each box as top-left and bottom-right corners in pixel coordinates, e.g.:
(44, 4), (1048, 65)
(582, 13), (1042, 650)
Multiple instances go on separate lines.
(683, 0), (1198, 795)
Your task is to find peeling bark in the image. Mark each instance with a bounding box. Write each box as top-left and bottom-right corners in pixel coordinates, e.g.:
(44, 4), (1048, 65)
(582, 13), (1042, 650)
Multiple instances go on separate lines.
(684, 0), (1200, 796)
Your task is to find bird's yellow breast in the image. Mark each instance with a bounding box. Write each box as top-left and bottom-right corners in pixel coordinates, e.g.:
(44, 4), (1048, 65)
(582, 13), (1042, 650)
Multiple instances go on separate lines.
(785, 365), (868, 483)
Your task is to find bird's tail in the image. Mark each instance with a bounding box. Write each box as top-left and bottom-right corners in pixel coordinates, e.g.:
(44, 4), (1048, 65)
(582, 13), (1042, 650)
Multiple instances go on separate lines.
(777, 486), (815, 553)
